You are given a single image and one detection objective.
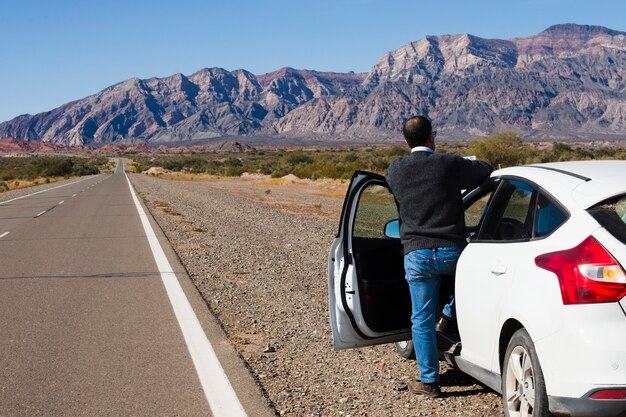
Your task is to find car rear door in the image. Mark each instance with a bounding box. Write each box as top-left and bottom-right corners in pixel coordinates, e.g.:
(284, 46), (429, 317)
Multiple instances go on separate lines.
(456, 178), (569, 373)
(328, 171), (411, 350)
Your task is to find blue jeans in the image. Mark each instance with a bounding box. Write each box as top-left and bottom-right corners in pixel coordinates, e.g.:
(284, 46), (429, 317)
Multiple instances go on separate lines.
(404, 247), (462, 383)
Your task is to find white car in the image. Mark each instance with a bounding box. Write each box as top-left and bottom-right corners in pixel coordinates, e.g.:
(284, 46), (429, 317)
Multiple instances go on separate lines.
(328, 161), (626, 417)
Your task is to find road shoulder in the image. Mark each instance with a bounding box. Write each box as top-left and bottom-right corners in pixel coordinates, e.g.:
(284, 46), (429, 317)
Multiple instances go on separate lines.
(128, 174), (277, 417)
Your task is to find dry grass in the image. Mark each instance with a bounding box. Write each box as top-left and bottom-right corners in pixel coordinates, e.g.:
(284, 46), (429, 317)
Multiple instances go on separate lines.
(318, 187), (349, 198)
(155, 172), (221, 182)
(150, 171), (347, 188)
(152, 200), (183, 216)
(182, 226), (206, 233)
(229, 330), (268, 359)
(257, 177), (346, 187)
(2, 176), (64, 191)
(174, 242), (214, 252)
(162, 207), (182, 216)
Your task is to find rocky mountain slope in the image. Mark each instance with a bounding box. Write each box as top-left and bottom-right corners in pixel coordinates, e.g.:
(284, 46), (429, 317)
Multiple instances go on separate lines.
(1, 24), (624, 145)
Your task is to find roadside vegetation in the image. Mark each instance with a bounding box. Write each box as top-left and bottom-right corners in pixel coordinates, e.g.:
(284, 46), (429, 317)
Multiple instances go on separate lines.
(130, 146), (409, 180)
(466, 132), (626, 169)
(0, 156), (110, 192)
(131, 132), (626, 180)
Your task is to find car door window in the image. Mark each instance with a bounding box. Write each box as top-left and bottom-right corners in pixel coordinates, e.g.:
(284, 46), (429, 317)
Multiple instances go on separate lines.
(465, 193), (493, 230)
(461, 179), (498, 241)
(353, 184), (398, 238)
(478, 179), (535, 241)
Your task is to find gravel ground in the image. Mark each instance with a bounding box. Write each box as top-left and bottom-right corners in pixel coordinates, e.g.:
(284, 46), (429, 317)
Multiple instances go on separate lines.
(129, 173), (504, 417)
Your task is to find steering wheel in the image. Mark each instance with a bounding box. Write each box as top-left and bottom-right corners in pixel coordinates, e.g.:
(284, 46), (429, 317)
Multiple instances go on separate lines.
(496, 218), (529, 240)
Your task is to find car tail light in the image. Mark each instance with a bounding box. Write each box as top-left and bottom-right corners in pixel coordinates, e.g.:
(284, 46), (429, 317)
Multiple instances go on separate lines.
(535, 236), (626, 304)
(590, 389), (626, 400)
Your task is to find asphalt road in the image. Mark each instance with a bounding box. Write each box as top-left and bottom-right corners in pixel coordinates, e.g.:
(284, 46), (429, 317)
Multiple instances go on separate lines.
(0, 161), (274, 417)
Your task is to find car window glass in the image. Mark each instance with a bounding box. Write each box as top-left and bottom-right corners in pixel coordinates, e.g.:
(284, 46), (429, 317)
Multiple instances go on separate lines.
(501, 182), (533, 224)
(534, 193), (567, 237)
(465, 193), (492, 229)
(353, 184), (398, 238)
(617, 198), (626, 222)
(479, 179), (534, 241)
(588, 195), (626, 244)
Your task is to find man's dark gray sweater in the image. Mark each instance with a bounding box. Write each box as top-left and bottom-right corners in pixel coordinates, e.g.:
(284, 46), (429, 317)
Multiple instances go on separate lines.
(386, 151), (493, 254)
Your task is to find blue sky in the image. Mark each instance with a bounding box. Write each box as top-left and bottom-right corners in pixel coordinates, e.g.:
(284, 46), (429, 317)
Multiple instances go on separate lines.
(1, 0), (625, 123)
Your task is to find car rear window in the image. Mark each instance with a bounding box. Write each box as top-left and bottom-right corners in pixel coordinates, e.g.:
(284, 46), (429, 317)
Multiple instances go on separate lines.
(587, 195), (626, 244)
(535, 193), (568, 238)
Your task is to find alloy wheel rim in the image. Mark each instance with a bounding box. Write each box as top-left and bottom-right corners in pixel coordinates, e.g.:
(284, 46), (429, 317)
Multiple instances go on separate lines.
(505, 345), (536, 417)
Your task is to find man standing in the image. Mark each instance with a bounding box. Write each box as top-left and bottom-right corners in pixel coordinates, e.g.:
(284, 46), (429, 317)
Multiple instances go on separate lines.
(386, 116), (492, 398)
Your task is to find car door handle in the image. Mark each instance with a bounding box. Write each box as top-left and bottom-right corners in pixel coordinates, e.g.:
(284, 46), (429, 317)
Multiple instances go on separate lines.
(490, 263), (507, 276)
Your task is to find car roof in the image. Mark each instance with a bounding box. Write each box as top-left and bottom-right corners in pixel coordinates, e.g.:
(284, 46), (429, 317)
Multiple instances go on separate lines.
(492, 160), (626, 209)
(530, 160), (626, 181)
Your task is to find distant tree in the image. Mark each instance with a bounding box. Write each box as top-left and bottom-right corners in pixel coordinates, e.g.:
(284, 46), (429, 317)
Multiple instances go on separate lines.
(539, 142), (575, 162)
(467, 131), (531, 168)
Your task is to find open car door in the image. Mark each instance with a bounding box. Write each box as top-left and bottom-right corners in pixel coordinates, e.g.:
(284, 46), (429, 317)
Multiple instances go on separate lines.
(328, 171), (411, 350)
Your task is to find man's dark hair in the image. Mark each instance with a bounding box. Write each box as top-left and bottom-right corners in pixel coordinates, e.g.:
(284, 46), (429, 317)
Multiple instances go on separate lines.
(402, 116), (432, 148)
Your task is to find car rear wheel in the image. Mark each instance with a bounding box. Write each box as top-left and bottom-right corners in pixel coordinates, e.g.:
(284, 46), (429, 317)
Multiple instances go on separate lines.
(502, 329), (549, 417)
(394, 340), (415, 359)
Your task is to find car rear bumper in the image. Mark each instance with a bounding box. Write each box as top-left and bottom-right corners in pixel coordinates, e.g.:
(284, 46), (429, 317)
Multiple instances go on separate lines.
(550, 393), (626, 417)
(534, 302), (626, 398)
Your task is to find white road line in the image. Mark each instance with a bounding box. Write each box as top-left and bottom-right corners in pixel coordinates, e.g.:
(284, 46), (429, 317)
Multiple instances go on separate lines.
(58, 201), (65, 205)
(124, 174), (247, 417)
(35, 210), (47, 217)
(0, 232), (9, 239)
(0, 176), (96, 206)
(72, 194), (77, 197)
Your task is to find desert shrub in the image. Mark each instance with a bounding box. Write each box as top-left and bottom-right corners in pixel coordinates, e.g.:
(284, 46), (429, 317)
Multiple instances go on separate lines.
(257, 166), (271, 175)
(181, 157), (210, 172)
(128, 138), (626, 182)
(284, 152), (314, 165)
(161, 158), (186, 171)
(382, 145), (410, 158)
(342, 152), (359, 162)
(538, 143), (576, 163)
(467, 131), (533, 168)
(293, 160), (361, 180)
(536, 142), (626, 163)
(225, 166), (246, 176)
(223, 157), (243, 167)
(28, 158), (74, 177)
(269, 167), (290, 178)
(0, 156), (106, 183)
(366, 157), (391, 171)
(71, 162), (100, 176)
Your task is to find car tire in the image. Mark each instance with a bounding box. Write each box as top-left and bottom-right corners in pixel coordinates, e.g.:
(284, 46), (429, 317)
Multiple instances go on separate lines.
(502, 328), (549, 417)
(394, 340), (415, 359)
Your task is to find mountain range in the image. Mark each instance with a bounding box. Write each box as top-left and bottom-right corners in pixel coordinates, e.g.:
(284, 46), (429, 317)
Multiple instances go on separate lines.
(1, 23), (625, 145)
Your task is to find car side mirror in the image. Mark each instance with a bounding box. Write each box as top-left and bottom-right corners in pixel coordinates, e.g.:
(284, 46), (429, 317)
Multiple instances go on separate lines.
(384, 219), (400, 239)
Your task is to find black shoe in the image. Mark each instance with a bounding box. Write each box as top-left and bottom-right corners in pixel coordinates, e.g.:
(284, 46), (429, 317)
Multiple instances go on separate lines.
(407, 380), (441, 398)
(436, 316), (458, 335)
